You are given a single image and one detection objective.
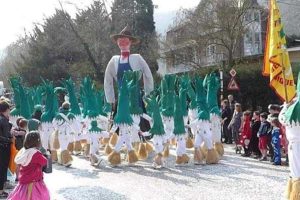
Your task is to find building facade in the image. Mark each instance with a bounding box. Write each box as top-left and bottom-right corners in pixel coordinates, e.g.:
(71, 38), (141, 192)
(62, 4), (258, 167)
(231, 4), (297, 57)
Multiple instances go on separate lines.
(159, 0), (299, 75)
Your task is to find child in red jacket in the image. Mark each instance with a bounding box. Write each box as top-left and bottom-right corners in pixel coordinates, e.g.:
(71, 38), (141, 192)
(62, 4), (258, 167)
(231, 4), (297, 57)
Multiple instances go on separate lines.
(8, 131), (50, 200)
(240, 111), (252, 157)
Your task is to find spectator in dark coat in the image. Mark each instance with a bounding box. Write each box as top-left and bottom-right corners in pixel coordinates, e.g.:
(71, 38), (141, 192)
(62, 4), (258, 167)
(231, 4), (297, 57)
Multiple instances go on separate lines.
(267, 104), (281, 162)
(228, 95), (236, 117)
(258, 112), (271, 161)
(0, 100), (12, 198)
(249, 111), (261, 158)
(221, 100), (232, 144)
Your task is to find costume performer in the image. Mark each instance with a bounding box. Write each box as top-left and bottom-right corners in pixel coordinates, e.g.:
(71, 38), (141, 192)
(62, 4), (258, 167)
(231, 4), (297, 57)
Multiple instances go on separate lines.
(124, 71), (144, 149)
(173, 95), (190, 166)
(179, 75), (194, 148)
(107, 76), (139, 166)
(190, 77), (219, 165)
(206, 73), (224, 157)
(280, 73), (300, 200)
(40, 81), (57, 152)
(81, 77), (109, 165)
(186, 76), (198, 144)
(63, 78), (83, 155)
(159, 74), (176, 157)
(144, 95), (166, 168)
(52, 102), (73, 167)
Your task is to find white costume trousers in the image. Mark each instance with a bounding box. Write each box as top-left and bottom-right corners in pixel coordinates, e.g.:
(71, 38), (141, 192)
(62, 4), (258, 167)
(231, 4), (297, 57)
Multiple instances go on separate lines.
(210, 114), (222, 143)
(162, 116), (174, 142)
(41, 122), (53, 150)
(130, 115), (141, 143)
(289, 141), (300, 178)
(191, 120), (213, 149)
(176, 135), (186, 156)
(152, 135), (164, 154)
(58, 132), (70, 151)
(114, 126), (133, 152)
(89, 131), (109, 155)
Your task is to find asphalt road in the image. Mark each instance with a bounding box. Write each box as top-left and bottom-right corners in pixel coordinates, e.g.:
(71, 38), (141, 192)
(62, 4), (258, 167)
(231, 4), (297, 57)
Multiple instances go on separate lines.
(45, 144), (289, 200)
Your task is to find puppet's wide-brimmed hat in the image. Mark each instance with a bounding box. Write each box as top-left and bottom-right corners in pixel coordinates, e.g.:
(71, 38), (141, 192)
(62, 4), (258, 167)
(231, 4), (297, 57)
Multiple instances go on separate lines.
(110, 26), (140, 45)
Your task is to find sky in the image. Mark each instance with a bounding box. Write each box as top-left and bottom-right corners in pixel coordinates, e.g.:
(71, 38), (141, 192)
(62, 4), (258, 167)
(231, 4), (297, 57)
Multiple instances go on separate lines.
(0, 0), (198, 51)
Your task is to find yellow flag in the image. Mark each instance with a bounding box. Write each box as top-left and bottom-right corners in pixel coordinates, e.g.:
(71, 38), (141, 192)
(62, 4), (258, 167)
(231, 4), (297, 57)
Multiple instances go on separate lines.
(263, 0), (296, 103)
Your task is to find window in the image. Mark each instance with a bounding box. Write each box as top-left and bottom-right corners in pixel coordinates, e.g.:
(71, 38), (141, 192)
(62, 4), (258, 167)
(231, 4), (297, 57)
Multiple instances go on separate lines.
(206, 44), (216, 56)
(254, 11), (260, 22)
(245, 12), (252, 22)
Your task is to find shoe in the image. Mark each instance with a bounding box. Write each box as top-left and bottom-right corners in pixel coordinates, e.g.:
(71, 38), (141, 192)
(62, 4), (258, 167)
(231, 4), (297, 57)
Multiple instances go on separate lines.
(254, 155), (261, 159)
(272, 162), (281, 166)
(4, 182), (15, 189)
(241, 154), (250, 157)
(0, 191), (8, 199)
(259, 157), (268, 161)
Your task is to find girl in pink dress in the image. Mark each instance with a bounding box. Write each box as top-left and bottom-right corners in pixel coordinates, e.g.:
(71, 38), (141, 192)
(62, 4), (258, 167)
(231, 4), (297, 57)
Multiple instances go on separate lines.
(8, 131), (50, 200)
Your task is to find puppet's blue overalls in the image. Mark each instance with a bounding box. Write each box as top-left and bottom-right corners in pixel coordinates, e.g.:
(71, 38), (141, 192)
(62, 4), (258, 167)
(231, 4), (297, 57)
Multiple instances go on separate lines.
(117, 56), (143, 107)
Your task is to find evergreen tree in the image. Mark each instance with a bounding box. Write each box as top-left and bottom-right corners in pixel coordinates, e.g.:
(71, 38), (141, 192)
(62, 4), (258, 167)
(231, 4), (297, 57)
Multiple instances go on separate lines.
(111, 0), (158, 71)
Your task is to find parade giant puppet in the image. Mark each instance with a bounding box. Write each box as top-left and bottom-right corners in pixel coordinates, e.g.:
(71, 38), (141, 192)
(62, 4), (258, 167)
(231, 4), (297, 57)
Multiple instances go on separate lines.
(104, 25), (154, 108)
(280, 73), (300, 200)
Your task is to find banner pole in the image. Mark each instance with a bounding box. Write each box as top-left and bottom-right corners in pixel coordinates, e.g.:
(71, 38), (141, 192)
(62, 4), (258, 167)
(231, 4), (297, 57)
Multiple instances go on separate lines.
(281, 51), (289, 103)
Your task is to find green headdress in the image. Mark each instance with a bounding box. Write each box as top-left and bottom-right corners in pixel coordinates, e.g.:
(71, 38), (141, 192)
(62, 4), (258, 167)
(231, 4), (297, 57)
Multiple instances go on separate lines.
(96, 90), (107, 116)
(41, 80), (58, 123)
(33, 86), (43, 106)
(80, 77), (99, 118)
(173, 95), (186, 135)
(103, 95), (112, 114)
(80, 86), (88, 118)
(124, 70), (143, 115)
(206, 73), (221, 116)
(285, 73), (300, 124)
(114, 77), (133, 125)
(9, 77), (21, 117)
(64, 78), (81, 116)
(179, 75), (189, 117)
(19, 85), (31, 119)
(160, 74), (176, 117)
(195, 76), (210, 121)
(9, 77), (31, 119)
(144, 95), (165, 136)
(27, 88), (34, 115)
(186, 77), (197, 110)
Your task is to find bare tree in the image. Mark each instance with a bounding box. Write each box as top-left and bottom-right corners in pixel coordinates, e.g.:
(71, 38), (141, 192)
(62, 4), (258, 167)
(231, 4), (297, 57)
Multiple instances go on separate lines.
(189, 0), (265, 68)
(162, 0), (265, 70)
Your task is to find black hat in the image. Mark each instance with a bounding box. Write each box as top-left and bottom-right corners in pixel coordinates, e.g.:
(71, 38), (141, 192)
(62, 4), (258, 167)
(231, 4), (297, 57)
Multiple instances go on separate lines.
(110, 26), (140, 45)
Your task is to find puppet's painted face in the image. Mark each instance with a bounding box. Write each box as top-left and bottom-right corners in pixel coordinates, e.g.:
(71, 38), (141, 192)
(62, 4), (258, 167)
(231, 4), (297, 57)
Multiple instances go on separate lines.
(117, 37), (131, 51)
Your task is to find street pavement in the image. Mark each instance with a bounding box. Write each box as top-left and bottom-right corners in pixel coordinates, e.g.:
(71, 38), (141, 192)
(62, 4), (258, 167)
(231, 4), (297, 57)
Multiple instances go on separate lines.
(45, 144), (289, 200)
